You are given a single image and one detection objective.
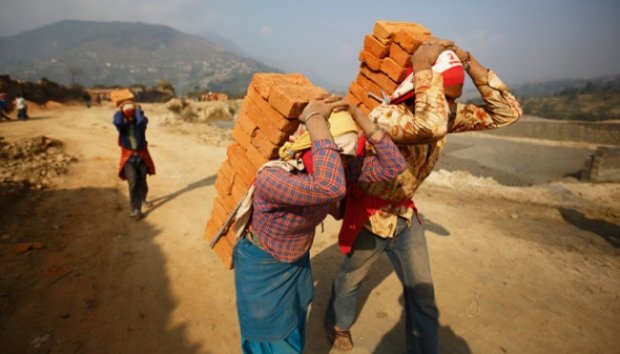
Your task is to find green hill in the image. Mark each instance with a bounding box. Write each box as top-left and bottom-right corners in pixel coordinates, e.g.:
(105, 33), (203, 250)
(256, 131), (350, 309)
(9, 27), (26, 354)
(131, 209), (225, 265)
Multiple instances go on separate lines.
(0, 20), (278, 96)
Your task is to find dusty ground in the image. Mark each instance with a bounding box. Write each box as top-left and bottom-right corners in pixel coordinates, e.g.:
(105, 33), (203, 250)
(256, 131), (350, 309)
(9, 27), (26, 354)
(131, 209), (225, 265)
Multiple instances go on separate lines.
(0, 104), (618, 354)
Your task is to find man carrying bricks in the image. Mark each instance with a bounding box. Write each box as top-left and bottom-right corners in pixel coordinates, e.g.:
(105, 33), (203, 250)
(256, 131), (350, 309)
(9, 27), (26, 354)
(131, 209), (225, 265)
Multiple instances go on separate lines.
(112, 90), (155, 219)
(233, 94), (406, 354)
(325, 39), (522, 353)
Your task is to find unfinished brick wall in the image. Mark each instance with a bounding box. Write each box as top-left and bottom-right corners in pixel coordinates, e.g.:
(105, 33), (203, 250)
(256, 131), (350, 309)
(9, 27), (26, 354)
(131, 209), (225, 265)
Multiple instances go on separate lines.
(346, 21), (432, 115)
(204, 73), (327, 268)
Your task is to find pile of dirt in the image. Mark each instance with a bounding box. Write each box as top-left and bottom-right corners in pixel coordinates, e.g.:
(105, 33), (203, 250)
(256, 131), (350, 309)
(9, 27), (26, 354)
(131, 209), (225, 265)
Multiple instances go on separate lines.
(0, 136), (77, 190)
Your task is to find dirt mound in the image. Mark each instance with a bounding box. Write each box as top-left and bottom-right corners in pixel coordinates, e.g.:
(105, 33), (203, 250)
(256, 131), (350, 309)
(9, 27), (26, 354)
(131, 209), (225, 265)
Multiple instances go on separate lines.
(0, 136), (77, 189)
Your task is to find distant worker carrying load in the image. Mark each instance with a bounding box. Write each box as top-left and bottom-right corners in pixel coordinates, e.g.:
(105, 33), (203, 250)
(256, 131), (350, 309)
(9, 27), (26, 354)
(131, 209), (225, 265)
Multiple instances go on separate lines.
(112, 89), (156, 219)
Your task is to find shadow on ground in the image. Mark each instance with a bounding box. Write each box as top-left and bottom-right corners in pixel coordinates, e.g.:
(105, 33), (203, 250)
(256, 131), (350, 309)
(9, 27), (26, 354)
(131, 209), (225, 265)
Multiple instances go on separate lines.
(144, 174), (216, 216)
(307, 216), (469, 353)
(0, 184), (201, 353)
(559, 207), (620, 248)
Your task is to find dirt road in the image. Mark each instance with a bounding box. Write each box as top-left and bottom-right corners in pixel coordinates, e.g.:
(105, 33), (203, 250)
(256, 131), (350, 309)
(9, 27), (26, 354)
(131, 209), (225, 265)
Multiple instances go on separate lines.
(1, 105), (618, 354)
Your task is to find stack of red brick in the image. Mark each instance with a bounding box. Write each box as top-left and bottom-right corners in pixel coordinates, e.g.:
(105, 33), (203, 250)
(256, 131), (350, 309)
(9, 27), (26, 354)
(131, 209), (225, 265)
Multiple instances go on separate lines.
(346, 21), (432, 115)
(204, 73), (327, 268)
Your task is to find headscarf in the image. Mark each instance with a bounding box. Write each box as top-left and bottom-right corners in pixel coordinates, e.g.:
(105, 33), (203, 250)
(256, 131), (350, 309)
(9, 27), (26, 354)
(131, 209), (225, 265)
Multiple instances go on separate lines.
(278, 111), (359, 173)
(390, 49), (465, 104)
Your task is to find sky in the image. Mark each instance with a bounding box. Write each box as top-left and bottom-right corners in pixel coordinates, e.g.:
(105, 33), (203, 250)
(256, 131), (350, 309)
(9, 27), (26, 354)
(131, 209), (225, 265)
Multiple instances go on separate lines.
(0, 0), (619, 88)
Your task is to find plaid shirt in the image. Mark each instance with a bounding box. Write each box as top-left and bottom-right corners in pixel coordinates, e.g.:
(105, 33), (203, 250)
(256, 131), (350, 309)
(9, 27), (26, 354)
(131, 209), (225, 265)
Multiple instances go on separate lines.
(250, 135), (405, 262)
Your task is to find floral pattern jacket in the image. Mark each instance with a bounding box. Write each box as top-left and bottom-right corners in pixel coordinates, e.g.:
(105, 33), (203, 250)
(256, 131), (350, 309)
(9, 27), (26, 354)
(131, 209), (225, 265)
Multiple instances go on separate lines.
(362, 68), (523, 237)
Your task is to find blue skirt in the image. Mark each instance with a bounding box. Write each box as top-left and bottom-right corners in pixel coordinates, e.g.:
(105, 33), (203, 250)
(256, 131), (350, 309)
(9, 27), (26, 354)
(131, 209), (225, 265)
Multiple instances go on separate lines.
(234, 238), (313, 343)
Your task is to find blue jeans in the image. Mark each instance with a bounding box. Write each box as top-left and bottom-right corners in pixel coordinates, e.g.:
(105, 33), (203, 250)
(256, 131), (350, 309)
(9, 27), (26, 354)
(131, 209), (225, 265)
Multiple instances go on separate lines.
(326, 218), (439, 354)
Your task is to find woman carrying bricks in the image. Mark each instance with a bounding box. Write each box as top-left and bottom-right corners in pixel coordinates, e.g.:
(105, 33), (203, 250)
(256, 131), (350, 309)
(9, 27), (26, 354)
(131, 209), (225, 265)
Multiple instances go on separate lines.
(233, 94), (406, 353)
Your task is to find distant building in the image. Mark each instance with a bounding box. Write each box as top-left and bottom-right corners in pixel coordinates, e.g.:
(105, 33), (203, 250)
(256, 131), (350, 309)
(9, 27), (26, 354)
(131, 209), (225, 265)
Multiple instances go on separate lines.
(203, 92), (229, 101)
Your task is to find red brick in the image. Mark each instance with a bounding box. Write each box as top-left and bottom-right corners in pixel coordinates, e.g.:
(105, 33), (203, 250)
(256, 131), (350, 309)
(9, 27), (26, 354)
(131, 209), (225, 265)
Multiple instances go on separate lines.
(389, 42), (412, 67)
(231, 178), (251, 203)
(360, 64), (398, 94)
(373, 21), (431, 42)
(363, 35), (390, 59)
(393, 30), (430, 54)
(236, 108), (258, 137)
(268, 85), (328, 118)
(348, 82), (376, 111)
(233, 171), (252, 191)
(345, 91), (360, 107)
(246, 142), (269, 171)
(218, 160), (235, 182)
(228, 144), (259, 183)
(243, 97), (289, 145)
(232, 124), (253, 149)
(204, 216), (222, 241)
(381, 57), (408, 82)
(246, 88), (298, 133)
(356, 73), (384, 103)
(252, 131), (281, 159)
(210, 197), (229, 226)
(214, 171), (233, 197)
(359, 50), (382, 71)
(250, 73), (314, 100)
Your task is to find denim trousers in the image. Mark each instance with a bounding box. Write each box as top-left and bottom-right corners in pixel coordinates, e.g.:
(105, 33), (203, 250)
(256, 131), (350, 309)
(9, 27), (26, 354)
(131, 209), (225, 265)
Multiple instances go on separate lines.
(326, 217), (439, 354)
(123, 156), (149, 212)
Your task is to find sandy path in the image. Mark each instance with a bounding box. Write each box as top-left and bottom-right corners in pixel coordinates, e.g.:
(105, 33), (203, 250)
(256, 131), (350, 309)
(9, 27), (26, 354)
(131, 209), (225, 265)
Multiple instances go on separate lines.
(0, 105), (618, 354)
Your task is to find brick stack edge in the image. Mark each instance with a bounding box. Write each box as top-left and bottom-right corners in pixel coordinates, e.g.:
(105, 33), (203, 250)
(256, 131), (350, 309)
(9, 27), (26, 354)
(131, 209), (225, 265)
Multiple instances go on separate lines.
(346, 21), (432, 115)
(204, 73), (327, 269)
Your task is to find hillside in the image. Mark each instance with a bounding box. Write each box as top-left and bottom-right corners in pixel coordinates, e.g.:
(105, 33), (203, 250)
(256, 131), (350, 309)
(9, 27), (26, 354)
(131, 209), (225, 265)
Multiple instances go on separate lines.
(0, 20), (277, 95)
(514, 75), (620, 121)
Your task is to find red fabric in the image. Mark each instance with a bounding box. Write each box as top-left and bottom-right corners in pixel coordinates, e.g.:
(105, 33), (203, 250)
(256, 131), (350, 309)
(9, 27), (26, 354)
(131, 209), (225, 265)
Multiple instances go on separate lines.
(391, 60), (465, 105)
(441, 65), (465, 87)
(338, 183), (416, 254)
(117, 138), (156, 180)
(302, 149), (314, 174)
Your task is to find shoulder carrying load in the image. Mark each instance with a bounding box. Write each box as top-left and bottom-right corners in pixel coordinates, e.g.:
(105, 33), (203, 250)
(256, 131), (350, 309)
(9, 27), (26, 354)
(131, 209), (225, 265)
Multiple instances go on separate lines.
(110, 89), (135, 107)
(203, 73), (328, 269)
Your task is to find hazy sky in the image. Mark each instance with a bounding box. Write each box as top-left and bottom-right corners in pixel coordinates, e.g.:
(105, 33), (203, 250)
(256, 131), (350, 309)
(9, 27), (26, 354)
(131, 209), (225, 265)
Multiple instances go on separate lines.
(1, 0), (619, 87)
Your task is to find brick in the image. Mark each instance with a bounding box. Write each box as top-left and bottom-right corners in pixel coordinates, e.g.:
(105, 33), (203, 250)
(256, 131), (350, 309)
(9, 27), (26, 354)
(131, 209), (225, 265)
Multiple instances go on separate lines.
(252, 131), (281, 159)
(231, 178), (251, 203)
(360, 64), (398, 94)
(363, 35), (390, 59)
(219, 190), (239, 214)
(359, 50), (382, 71)
(232, 124), (253, 149)
(268, 85), (328, 118)
(373, 21), (431, 41)
(218, 160), (235, 182)
(209, 226), (234, 269)
(233, 171), (252, 191)
(250, 73), (313, 100)
(210, 197), (229, 226)
(389, 42), (412, 67)
(245, 142), (269, 171)
(393, 30), (430, 54)
(243, 96), (289, 145)
(215, 171), (233, 197)
(236, 108), (258, 137)
(381, 57), (408, 82)
(345, 91), (361, 107)
(349, 82), (376, 111)
(247, 88), (298, 133)
(228, 144), (258, 184)
(356, 73), (384, 103)
(204, 216), (223, 241)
